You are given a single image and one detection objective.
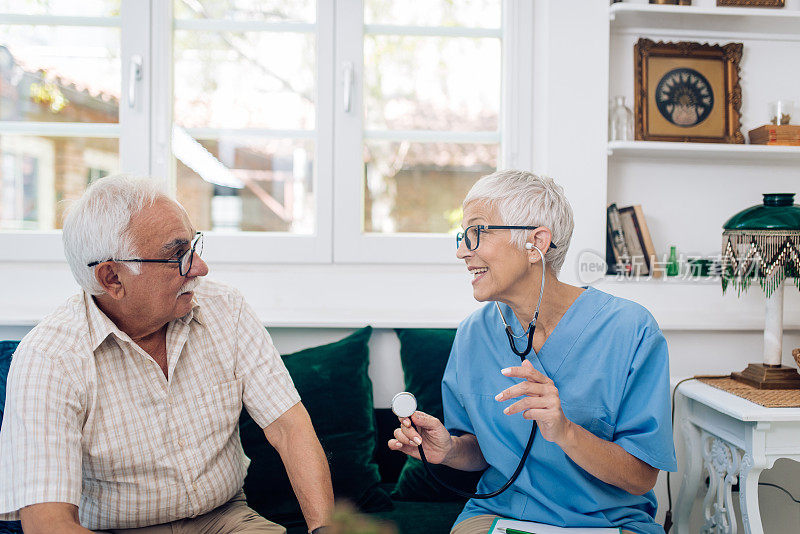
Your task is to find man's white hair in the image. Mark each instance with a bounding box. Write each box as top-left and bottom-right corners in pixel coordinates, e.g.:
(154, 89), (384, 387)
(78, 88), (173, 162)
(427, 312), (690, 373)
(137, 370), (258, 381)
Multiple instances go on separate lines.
(463, 170), (574, 275)
(62, 175), (169, 295)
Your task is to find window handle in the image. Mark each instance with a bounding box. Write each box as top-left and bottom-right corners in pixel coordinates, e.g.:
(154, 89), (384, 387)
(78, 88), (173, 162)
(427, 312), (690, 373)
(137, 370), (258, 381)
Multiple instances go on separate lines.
(343, 61), (354, 113)
(128, 55), (143, 109)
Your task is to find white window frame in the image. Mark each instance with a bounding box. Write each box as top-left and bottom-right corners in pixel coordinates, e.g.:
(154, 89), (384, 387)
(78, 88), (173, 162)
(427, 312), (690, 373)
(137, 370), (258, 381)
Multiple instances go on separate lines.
(161, 1), (334, 265)
(333, 0), (533, 264)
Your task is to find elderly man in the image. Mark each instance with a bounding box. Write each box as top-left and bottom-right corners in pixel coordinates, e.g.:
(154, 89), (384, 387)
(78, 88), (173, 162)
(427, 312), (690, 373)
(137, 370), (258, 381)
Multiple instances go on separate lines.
(0, 176), (333, 533)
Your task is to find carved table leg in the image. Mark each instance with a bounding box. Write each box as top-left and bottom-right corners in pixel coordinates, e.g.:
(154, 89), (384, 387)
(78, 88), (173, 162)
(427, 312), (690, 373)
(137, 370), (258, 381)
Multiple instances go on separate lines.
(700, 434), (742, 534)
(675, 418), (703, 534)
(739, 454), (765, 534)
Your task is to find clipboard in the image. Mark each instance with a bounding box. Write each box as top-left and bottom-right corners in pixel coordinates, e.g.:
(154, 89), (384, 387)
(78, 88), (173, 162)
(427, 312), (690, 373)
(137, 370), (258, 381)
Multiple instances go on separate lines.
(488, 517), (623, 534)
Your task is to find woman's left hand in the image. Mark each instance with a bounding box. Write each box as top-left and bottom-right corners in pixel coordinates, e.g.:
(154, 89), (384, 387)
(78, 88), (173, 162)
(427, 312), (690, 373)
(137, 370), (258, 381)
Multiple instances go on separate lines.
(495, 359), (572, 445)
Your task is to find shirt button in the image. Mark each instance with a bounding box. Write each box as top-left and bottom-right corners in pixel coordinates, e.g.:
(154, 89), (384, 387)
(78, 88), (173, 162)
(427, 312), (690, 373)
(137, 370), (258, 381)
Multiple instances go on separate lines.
(178, 438), (185, 447)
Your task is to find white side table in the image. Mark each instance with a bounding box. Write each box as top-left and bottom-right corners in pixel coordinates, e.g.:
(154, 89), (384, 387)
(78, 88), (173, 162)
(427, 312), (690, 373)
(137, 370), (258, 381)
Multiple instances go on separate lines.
(674, 380), (800, 534)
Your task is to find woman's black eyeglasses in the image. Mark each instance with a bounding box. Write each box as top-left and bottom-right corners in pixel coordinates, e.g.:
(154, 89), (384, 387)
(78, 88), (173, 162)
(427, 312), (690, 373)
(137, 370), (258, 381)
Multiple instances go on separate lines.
(87, 232), (204, 277)
(456, 225), (557, 251)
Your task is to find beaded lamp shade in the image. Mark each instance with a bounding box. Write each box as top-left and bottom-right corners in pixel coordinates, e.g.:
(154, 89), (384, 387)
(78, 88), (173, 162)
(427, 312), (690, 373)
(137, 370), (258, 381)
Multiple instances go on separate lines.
(721, 193), (800, 298)
(721, 193), (800, 389)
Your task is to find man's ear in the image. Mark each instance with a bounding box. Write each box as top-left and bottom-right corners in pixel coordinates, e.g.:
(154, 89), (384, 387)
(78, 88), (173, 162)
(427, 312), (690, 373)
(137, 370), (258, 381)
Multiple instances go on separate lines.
(94, 263), (125, 300)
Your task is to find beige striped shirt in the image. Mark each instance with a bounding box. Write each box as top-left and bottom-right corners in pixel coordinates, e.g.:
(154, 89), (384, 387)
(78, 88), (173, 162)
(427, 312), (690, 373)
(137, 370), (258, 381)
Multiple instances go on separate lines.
(0, 279), (300, 530)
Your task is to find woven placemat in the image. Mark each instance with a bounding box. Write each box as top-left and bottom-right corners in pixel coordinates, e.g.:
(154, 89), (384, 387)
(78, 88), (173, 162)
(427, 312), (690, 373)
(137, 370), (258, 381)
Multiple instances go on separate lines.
(698, 377), (800, 408)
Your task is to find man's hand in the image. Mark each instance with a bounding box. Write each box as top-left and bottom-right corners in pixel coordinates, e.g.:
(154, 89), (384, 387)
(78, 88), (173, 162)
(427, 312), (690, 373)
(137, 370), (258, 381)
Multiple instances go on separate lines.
(388, 410), (453, 464)
(20, 502), (94, 534)
(495, 359), (572, 446)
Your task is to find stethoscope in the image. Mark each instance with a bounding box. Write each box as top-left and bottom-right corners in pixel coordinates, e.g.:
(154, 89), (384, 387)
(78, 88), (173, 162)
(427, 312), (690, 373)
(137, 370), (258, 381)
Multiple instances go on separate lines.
(391, 244), (546, 500)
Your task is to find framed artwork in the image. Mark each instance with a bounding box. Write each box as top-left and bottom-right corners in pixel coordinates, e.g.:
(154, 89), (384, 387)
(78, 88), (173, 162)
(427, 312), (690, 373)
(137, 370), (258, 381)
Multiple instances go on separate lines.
(634, 39), (744, 143)
(717, 0), (784, 7)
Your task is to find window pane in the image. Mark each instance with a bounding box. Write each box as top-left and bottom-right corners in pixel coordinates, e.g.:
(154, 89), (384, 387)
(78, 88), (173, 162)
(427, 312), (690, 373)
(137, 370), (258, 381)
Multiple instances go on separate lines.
(0, 25), (121, 123)
(174, 30), (315, 130)
(364, 0), (500, 28)
(174, 0), (315, 23)
(0, 0), (120, 17)
(364, 141), (497, 233)
(175, 135), (314, 233)
(0, 134), (119, 230)
(364, 35), (500, 131)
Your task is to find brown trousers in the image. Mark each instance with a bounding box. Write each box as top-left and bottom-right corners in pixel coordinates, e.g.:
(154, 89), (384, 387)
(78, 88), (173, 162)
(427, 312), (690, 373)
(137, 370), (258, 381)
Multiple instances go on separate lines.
(94, 491), (285, 534)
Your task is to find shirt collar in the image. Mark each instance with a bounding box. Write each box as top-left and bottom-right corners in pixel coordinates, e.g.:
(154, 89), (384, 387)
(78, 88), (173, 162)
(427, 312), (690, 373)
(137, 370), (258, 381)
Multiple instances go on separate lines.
(180, 295), (204, 326)
(85, 292), (130, 351)
(84, 292), (204, 351)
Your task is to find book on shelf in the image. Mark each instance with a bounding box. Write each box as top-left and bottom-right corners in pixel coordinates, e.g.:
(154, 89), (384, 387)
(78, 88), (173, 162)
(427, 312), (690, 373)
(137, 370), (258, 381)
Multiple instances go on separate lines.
(748, 124), (800, 146)
(606, 203), (631, 275)
(607, 204), (659, 277)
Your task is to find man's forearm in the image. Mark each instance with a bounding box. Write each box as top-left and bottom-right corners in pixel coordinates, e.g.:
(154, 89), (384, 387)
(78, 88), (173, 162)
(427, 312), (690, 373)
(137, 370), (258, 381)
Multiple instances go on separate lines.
(265, 403), (334, 531)
(558, 422), (657, 495)
(281, 431), (334, 530)
(442, 433), (488, 472)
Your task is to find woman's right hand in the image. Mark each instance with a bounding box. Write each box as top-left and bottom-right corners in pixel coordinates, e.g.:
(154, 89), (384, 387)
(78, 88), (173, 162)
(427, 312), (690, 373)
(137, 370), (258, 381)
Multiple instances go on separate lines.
(388, 410), (453, 464)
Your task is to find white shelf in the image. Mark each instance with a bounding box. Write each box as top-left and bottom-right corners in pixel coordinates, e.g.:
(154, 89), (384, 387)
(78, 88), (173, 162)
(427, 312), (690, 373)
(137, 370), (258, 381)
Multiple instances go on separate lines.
(607, 140), (800, 162)
(596, 277), (800, 331)
(610, 3), (800, 37)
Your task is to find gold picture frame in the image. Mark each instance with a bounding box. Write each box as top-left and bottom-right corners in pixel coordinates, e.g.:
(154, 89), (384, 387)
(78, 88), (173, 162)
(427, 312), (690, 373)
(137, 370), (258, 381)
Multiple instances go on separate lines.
(717, 0), (784, 7)
(634, 39), (744, 143)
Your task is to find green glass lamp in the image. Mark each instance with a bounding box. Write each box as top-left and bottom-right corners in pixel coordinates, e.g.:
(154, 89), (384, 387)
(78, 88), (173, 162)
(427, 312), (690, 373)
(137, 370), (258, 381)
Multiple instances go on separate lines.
(721, 193), (800, 389)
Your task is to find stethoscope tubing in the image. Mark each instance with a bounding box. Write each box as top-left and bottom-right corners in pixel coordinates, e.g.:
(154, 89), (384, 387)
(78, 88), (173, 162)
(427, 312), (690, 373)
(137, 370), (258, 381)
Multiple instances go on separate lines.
(414, 419), (537, 499)
(414, 245), (547, 499)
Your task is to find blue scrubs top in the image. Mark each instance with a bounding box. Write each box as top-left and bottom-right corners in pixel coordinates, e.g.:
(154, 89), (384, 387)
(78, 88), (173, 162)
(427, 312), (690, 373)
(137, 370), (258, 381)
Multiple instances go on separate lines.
(443, 287), (677, 534)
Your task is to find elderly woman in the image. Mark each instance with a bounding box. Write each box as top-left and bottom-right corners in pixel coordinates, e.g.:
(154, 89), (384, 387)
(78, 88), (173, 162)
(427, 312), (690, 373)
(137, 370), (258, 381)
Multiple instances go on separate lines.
(389, 170), (676, 534)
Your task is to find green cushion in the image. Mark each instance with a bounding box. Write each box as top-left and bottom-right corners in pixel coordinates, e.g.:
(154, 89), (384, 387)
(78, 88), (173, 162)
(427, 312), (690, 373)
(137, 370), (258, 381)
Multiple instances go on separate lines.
(240, 326), (392, 524)
(391, 329), (483, 502)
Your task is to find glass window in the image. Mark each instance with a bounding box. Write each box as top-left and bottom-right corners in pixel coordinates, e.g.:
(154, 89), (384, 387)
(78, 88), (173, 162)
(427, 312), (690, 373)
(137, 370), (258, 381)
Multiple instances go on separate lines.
(0, 135), (119, 229)
(364, 0), (501, 28)
(0, 25), (120, 124)
(364, 141), (496, 233)
(173, 0), (314, 23)
(0, 1), (121, 231)
(362, 0), (502, 235)
(173, 2), (317, 234)
(0, 0), (120, 17)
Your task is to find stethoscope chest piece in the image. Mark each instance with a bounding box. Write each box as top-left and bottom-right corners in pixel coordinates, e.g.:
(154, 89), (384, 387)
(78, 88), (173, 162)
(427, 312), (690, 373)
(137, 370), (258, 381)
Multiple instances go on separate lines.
(391, 392), (418, 419)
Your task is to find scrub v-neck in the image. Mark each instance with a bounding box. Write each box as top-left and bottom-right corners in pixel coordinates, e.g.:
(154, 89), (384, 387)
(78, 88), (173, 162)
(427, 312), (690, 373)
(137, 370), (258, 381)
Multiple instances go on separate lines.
(497, 286), (593, 373)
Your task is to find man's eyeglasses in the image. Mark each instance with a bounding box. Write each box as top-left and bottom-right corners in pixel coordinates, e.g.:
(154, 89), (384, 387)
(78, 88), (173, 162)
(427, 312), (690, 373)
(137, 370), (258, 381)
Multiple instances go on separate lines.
(87, 232), (204, 277)
(456, 225), (557, 252)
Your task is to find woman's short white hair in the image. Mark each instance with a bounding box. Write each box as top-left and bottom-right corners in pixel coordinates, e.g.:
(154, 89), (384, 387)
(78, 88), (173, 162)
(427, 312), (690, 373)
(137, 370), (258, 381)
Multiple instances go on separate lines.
(62, 175), (169, 295)
(463, 170), (574, 275)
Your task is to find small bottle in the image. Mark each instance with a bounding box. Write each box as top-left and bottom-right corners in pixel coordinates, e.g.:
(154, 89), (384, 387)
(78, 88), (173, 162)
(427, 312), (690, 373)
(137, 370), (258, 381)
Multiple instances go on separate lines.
(609, 96), (634, 142)
(666, 246), (679, 277)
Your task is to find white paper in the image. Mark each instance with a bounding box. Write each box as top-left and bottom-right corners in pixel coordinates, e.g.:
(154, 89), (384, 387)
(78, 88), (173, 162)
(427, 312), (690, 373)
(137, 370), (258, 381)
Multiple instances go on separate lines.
(489, 517), (622, 534)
